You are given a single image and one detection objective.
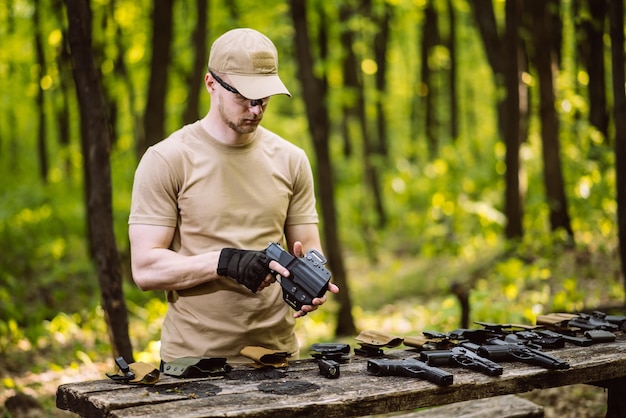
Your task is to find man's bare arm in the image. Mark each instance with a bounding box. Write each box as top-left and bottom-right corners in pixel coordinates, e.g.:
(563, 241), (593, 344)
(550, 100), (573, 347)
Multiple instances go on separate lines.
(129, 224), (221, 291)
(129, 224), (289, 292)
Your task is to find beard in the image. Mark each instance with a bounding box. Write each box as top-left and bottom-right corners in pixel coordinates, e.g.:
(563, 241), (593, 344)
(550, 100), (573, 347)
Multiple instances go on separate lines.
(218, 101), (262, 135)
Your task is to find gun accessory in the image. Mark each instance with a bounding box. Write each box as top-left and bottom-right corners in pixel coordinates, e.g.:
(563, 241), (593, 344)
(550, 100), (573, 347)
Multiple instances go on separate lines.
(536, 313), (580, 334)
(310, 343), (351, 362)
(355, 330), (404, 357)
(367, 357), (453, 386)
(163, 357), (232, 377)
(537, 329), (593, 347)
(106, 357), (160, 384)
(584, 329), (617, 343)
(106, 357), (135, 382)
(265, 242), (331, 311)
(404, 331), (457, 351)
(420, 346), (503, 376)
(568, 312), (620, 332)
(318, 359), (341, 379)
(448, 328), (501, 345)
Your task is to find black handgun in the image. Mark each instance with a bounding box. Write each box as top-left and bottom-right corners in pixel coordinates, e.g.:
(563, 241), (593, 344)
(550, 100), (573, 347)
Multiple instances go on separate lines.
(475, 338), (570, 370)
(265, 242), (332, 311)
(367, 357), (453, 386)
(420, 346), (503, 376)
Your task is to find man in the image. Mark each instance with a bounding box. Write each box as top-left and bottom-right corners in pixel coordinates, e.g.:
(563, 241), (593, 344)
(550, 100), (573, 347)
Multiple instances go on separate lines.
(128, 28), (339, 364)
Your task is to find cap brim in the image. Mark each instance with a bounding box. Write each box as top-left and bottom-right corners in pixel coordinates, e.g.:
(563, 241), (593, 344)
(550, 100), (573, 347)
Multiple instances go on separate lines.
(229, 74), (291, 99)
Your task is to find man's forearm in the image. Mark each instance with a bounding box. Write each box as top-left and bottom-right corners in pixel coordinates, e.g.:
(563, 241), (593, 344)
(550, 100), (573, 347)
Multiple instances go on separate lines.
(131, 249), (221, 291)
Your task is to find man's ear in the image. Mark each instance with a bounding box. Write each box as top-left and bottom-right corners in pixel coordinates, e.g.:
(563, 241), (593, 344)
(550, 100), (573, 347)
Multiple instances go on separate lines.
(204, 73), (214, 93)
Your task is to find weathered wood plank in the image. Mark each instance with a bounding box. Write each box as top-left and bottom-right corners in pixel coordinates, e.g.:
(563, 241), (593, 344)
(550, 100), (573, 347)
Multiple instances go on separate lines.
(56, 341), (626, 418)
(393, 395), (544, 418)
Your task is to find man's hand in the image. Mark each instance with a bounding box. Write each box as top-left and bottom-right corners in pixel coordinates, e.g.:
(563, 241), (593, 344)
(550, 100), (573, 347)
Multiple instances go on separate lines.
(290, 241), (340, 318)
(217, 248), (274, 293)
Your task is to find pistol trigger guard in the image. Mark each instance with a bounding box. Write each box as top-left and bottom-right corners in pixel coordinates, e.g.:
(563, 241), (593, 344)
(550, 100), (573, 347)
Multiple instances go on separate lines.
(403, 367), (425, 379)
(455, 357), (473, 367)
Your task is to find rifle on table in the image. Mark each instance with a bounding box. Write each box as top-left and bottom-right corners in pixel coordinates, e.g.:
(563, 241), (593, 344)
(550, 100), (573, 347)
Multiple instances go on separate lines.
(420, 346), (503, 376)
(367, 357), (454, 386)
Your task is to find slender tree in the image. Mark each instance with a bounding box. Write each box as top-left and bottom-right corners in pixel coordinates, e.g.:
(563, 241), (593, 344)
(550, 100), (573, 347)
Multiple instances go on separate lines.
(339, 2), (387, 239)
(290, 0), (356, 336)
(372, 0), (392, 156)
(51, 0), (75, 176)
(471, 0), (527, 239)
(182, 0), (209, 125)
(420, 0), (440, 157)
(604, 1), (626, 411)
(139, 0), (174, 157)
(575, 0), (609, 141)
(608, 0), (626, 302)
(503, 0), (523, 238)
(446, 0), (458, 142)
(527, 0), (574, 239)
(33, 0), (49, 183)
(64, 0), (133, 361)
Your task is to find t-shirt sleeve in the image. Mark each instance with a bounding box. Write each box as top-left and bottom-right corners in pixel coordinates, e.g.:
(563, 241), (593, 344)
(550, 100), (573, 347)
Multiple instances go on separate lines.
(128, 146), (182, 227)
(285, 149), (319, 226)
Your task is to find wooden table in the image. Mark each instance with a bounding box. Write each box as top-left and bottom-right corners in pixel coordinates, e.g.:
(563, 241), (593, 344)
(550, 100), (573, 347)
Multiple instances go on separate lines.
(57, 338), (626, 418)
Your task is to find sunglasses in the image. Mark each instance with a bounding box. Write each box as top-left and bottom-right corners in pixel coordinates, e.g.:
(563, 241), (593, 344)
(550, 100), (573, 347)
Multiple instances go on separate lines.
(209, 70), (269, 108)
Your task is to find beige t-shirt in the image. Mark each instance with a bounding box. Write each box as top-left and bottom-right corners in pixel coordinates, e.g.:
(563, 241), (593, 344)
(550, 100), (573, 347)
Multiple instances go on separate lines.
(129, 121), (319, 363)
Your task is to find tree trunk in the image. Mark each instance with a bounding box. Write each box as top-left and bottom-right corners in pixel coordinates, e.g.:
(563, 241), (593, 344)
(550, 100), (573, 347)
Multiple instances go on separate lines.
(608, 0), (626, 301)
(420, 0), (439, 157)
(109, 0), (142, 160)
(138, 0), (174, 157)
(3, 0), (18, 172)
(503, 0), (523, 238)
(446, 0), (459, 142)
(182, 0), (208, 125)
(338, 3), (357, 160)
(575, 0), (609, 140)
(290, 0), (356, 337)
(373, 2), (391, 156)
(34, 0), (49, 184)
(528, 0), (574, 239)
(54, 31), (74, 176)
(64, 0), (133, 362)
(339, 2), (386, 248)
(471, 0), (527, 239)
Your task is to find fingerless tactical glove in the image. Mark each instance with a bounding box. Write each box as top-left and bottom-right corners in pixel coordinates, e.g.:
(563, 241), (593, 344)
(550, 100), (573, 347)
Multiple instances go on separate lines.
(217, 248), (272, 293)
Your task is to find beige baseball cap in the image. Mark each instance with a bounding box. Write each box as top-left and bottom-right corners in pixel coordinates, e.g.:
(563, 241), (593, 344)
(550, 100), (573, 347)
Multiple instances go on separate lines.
(208, 28), (291, 100)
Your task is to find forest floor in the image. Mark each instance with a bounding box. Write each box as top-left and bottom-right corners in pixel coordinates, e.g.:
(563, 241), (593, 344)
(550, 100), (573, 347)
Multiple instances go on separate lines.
(0, 358), (609, 417)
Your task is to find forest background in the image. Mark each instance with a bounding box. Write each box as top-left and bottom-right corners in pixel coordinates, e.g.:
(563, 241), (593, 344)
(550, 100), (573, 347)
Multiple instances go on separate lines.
(1, 0), (625, 416)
